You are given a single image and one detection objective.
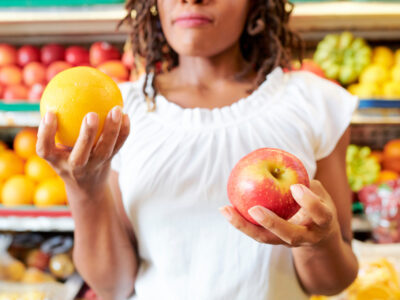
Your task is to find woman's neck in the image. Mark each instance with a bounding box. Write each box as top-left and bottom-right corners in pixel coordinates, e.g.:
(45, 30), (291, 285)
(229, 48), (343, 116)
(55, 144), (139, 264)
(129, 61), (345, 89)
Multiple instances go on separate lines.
(176, 44), (251, 87)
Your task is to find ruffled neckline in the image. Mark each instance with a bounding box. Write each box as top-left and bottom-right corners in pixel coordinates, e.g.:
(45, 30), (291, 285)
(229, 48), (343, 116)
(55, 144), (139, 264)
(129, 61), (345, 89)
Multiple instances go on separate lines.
(147, 67), (285, 129)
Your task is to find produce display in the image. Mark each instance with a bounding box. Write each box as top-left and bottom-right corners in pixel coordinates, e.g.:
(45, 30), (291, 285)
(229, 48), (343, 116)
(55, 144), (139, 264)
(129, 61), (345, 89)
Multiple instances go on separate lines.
(0, 41), (135, 102)
(0, 129), (66, 207)
(0, 233), (73, 283)
(313, 32), (372, 86)
(227, 148), (309, 224)
(311, 257), (400, 300)
(347, 47), (400, 99)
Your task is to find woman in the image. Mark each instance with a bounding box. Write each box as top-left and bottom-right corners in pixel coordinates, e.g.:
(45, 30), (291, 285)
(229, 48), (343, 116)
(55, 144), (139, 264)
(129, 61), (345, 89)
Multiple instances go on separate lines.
(37, 0), (359, 299)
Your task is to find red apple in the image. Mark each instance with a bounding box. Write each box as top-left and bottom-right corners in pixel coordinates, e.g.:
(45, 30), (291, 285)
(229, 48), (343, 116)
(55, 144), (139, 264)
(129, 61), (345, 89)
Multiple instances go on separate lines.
(0, 44), (17, 66)
(23, 62), (46, 86)
(17, 45), (40, 67)
(89, 41), (120, 66)
(46, 61), (72, 82)
(65, 46), (90, 66)
(28, 83), (45, 102)
(122, 50), (134, 69)
(227, 148), (309, 224)
(26, 249), (50, 271)
(3, 84), (28, 101)
(0, 65), (22, 85)
(97, 60), (129, 81)
(300, 59), (326, 78)
(41, 44), (65, 66)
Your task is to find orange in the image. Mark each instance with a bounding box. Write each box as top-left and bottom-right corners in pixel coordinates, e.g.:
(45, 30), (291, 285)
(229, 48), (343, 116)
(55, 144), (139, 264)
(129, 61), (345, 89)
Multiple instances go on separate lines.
(0, 150), (24, 181)
(0, 180), (3, 203)
(25, 156), (57, 182)
(377, 170), (399, 183)
(34, 177), (67, 206)
(40, 66), (123, 147)
(13, 128), (38, 159)
(0, 141), (8, 152)
(2, 175), (35, 206)
(384, 139), (400, 159)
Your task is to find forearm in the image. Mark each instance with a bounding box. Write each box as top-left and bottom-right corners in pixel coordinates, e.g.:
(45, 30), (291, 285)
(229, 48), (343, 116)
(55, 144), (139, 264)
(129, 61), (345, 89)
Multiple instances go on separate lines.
(68, 184), (137, 300)
(292, 231), (358, 296)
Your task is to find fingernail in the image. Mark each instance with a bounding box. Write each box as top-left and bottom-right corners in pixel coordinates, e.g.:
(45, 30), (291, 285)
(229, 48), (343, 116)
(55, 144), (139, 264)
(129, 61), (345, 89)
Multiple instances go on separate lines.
(248, 206), (266, 221)
(112, 106), (122, 123)
(44, 112), (53, 125)
(86, 112), (98, 127)
(123, 114), (130, 127)
(290, 184), (304, 199)
(219, 206), (232, 221)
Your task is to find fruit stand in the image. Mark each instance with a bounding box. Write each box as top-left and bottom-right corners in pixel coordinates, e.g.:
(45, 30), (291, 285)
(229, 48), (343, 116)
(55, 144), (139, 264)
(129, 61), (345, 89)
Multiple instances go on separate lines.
(0, 1), (399, 299)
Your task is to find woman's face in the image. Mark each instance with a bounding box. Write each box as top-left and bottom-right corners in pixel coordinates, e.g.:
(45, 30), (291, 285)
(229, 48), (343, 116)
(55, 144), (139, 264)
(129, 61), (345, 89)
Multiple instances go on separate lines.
(157, 0), (250, 58)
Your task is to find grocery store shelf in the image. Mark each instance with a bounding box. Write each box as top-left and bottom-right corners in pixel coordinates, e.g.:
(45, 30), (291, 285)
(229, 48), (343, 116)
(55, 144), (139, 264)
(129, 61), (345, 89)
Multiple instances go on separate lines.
(0, 2), (400, 43)
(0, 206), (73, 232)
(292, 2), (400, 41)
(0, 102), (40, 127)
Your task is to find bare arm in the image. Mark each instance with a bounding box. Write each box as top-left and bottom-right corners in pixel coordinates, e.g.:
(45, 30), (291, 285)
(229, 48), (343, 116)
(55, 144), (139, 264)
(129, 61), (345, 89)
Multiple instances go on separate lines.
(292, 128), (358, 295)
(37, 109), (137, 300)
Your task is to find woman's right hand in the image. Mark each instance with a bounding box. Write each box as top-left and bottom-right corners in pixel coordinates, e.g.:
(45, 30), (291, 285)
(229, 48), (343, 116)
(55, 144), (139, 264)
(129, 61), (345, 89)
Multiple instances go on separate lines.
(36, 106), (130, 197)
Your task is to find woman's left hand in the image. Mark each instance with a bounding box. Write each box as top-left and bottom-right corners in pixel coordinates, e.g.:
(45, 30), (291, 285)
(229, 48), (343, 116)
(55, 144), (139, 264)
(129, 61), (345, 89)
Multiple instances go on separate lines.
(220, 180), (341, 247)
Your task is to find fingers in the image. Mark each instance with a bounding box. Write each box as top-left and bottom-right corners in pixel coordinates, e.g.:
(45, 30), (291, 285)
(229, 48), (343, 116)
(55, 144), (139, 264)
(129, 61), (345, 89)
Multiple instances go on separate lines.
(68, 113), (99, 168)
(36, 112), (66, 163)
(290, 182), (333, 228)
(91, 106), (123, 164)
(112, 114), (130, 156)
(248, 206), (311, 246)
(219, 206), (286, 245)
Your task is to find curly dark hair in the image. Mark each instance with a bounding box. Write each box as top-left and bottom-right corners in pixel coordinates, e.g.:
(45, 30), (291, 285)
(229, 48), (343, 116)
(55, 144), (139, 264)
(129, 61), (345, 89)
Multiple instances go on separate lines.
(119, 0), (302, 110)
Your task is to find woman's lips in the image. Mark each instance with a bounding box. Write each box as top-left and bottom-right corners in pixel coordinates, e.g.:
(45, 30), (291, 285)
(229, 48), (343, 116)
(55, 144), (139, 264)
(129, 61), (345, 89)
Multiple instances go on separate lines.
(174, 14), (212, 28)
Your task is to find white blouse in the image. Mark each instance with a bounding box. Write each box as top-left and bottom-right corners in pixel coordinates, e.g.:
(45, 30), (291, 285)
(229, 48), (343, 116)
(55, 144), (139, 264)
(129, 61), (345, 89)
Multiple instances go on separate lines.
(112, 68), (358, 300)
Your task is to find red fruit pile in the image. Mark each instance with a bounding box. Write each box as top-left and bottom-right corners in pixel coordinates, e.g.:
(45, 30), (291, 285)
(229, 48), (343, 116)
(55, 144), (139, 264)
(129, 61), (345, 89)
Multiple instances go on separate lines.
(0, 42), (134, 103)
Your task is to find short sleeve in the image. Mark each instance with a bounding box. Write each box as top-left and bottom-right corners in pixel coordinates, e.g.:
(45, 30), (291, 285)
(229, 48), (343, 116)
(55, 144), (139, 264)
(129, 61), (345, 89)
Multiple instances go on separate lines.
(111, 81), (141, 173)
(297, 72), (359, 160)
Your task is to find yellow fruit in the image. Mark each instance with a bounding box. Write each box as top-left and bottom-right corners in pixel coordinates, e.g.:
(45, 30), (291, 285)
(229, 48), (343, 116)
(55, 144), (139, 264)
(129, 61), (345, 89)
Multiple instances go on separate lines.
(395, 49), (400, 65)
(34, 177), (67, 206)
(355, 285), (394, 300)
(2, 175), (35, 206)
(360, 64), (390, 85)
(0, 181), (3, 203)
(13, 128), (38, 160)
(40, 66), (123, 147)
(0, 151), (24, 181)
(21, 267), (55, 283)
(347, 84), (360, 95)
(49, 253), (75, 279)
(372, 46), (394, 68)
(382, 81), (400, 99)
(25, 156), (57, 182)
(0, 141), (7, 152)
(353, 82), (381, 98)
(5, 259), (26, 281)
(392, 65), (400, 82)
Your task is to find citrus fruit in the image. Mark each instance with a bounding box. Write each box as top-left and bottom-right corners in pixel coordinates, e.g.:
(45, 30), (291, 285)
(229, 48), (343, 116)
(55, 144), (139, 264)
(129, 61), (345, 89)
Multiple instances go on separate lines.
(13, 128), (38, 159)
(395, 49), (400, 65)
(25, 156), (57, 182)
(352, 82), (381, 98)
(359, 64), (390, 85)
(2, 175), (35, 206)
(0, 150), (24, 181)
(40, 66), (123, 147)
(372, 46), (394, 68)
(382, 81), (400, 99)
(370, 150), (384, 164)
(378, 170), (399, 183)
(0, 141), (8, 152)
(391, 65), (400, 82)
(0, 181), (3, 203)
(34, 177), (67, 206)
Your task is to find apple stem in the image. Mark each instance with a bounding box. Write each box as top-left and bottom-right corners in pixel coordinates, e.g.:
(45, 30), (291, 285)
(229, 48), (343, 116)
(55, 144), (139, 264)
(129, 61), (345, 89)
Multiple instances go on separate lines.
(272, 168), (281, 179)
